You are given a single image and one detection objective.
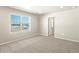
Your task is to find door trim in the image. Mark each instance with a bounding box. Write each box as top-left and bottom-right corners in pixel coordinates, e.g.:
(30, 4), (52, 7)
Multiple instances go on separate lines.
(48, 17), (55, 36)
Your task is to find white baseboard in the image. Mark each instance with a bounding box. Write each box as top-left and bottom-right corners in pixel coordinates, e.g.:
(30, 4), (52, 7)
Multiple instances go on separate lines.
(0, 33), (40, 46)
(55, 34), (79, 43)
(40, 34), (48, 36)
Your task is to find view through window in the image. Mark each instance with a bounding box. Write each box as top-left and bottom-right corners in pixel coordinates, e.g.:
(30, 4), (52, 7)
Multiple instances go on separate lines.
(10, 14), (31, 32)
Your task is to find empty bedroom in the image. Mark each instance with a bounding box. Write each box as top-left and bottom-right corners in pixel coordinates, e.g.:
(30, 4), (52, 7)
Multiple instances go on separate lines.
(0, 6), (79, 53)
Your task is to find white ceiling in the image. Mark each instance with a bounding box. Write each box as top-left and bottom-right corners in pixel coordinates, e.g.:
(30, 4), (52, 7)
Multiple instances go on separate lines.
(9, 6), (78, 15)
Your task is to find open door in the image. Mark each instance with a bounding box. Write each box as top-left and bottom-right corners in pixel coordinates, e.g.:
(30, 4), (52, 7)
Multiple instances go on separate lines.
(48, 17), (54, 36)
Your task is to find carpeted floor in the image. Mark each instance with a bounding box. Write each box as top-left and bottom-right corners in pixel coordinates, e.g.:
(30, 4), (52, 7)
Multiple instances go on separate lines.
(0, 35), (79, 53)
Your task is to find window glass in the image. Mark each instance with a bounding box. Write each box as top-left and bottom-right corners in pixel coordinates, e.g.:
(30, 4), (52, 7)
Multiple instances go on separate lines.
(11, 15), (21, 32)
(22, 16), (29, 30)
(10, 14), (31, 33)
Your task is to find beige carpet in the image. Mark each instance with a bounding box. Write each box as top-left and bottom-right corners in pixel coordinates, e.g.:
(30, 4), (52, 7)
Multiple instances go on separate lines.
(0, 35), (79, 53)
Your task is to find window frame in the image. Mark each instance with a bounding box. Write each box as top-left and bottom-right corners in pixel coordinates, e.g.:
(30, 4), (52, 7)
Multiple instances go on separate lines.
(9, 13), (31, 34)
(21, 15), (31, 32)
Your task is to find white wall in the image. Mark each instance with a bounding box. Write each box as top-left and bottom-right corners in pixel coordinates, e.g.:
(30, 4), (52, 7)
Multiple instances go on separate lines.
(40, 15), (48, 36)
(0, 7), (40, 44)
(40, 8), (79, 42)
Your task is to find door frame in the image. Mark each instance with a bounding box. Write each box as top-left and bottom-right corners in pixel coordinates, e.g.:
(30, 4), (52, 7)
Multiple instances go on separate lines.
(48, 17), (55, 36)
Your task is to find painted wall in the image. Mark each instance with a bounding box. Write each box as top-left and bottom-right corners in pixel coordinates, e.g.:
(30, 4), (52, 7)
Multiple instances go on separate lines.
(40, 15), (48, 36)
(0, 7), (40, 44)
(40, 8), (79, 42)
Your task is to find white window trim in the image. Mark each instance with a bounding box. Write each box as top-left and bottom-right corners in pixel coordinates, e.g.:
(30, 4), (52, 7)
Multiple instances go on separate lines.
(21, 15), (31, 32)
(9, 13), (31, 34)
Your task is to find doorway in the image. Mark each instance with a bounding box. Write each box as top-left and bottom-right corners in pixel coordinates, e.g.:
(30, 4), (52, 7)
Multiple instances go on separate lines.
(48, 17), (54, 36)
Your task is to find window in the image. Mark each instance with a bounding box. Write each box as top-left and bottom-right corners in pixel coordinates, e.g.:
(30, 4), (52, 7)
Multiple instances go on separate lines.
(11, 15), (20, 32)
(10, 14), (31, 33)
(22, 16), (30, 31)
